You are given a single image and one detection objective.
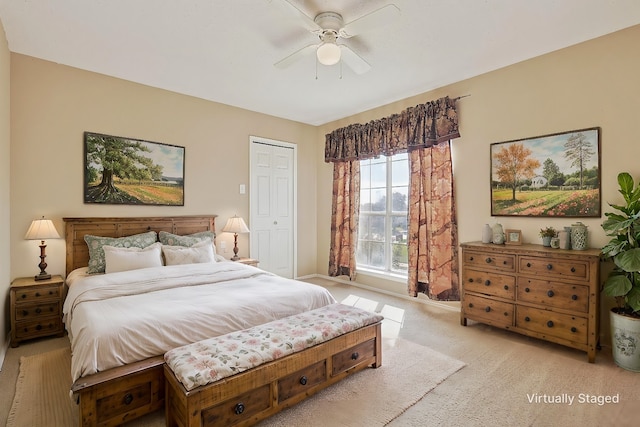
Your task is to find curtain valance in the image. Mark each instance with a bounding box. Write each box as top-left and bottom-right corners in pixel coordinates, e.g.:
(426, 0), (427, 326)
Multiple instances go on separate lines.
(324, 96), (460, 163)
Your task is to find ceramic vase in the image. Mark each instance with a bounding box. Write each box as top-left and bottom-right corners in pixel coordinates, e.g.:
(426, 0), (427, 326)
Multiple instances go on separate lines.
(570, 222), (588, 250)
(482, 224), (493, 243)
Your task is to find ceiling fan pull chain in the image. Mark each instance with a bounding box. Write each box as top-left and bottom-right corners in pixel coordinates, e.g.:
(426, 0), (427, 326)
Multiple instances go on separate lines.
(315, 56), (318, 80)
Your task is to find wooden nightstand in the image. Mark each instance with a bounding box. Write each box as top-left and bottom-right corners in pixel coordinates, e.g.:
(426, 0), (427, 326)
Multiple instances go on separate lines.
(10, 275), (65, 347)
(235, 258), (259, 267)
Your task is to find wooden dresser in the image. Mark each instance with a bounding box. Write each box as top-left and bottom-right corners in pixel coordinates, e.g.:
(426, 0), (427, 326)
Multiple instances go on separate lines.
(460, 242), (600, 362)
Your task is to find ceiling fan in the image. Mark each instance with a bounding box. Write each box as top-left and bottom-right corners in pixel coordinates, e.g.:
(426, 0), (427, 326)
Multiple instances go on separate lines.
(272, 0), (401, 75)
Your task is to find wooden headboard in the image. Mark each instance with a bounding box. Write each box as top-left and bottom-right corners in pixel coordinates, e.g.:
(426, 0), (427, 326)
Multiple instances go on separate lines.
(62, 216), (217, 276)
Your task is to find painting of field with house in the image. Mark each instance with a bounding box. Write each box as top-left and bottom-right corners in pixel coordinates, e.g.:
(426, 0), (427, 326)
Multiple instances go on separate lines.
(84, 132), (185, 205)
(490, 128), (600, 217)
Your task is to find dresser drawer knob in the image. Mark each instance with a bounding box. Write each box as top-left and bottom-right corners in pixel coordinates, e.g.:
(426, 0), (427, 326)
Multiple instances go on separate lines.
(547, 321), (554, 328)
(503, 260), (507, 265)
(234, 402), (245, 415)
(49, 290), (53, 295)
(485, 306), (491, 313)
(524, 316), (531, 322)
(525, 287), (530, 293)
(571, 267), (576, 273)
(571, 295), (578, 301)
(22, 310), (28, 316)
(36, 324), (42, 331)
(35, 307), (42, 314)
(484, 280), (491, 286)
(351, 352), (360, 360)
(123, 393), (133, 405)
(468, 278), (474, 283)
(526, 263), (531, 268)
(299, 376), (308, 385)
(21, 294), (26, 299)
(547, 290), (554, 298)
(485, 258), (492, 263)
(571, 327), (577, 333)
(35, 292), (40, 297)
(468, 303), (474, 308)
(546, 264), (553, 270)
(470, 256), (474, 261)
(503, 285), (509, 290)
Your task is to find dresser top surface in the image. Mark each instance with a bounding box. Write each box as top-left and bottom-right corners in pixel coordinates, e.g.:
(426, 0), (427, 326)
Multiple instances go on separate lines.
(460, 241), (601, 257)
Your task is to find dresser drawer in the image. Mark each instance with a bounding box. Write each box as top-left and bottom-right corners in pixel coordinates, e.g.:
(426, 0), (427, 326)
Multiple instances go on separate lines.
(464, 251), (515, 273)
(14, 316), (63, 340)
(332, 339), (376, 376)
(517, 278), (589, 313)
(201, 383), (271, 427)
(14, 286), (61, 304)
(462, 270), (515, 300)
(516, 306), (587, 344)
(278, 360), (327, 403)
(518, 256), (589, 281)
(15, 302), (60, 321)
(462, 294), (514, 328)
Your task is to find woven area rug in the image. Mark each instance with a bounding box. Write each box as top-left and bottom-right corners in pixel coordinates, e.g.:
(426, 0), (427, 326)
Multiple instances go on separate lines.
(7, 339), (464, 427)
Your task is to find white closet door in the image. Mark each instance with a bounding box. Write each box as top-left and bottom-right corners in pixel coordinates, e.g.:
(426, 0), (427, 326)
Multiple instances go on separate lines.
(250, 137), (296, 278)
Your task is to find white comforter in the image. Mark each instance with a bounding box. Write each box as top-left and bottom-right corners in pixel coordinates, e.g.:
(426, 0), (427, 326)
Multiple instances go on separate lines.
(63, 262), (336, 382)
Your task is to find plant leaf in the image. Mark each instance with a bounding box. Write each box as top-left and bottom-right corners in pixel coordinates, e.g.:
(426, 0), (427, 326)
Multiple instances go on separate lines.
(627, 286), (640, 313)
(603, 274), (632, 297)
(615, 248), (640, 272)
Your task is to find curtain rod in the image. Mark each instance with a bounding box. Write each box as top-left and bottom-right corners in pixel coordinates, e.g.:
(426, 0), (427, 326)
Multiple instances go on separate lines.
(454, 94), (471, 101)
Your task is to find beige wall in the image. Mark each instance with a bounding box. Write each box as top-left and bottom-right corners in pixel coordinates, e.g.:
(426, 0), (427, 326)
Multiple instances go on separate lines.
(0, 18), (11, 353)
(316, 25), (640, 298)
(9, 54), (319, 286)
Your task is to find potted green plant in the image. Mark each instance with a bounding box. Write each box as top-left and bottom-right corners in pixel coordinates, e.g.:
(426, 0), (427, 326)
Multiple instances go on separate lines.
(601, 172), (640, 371)
(539, 227), (557, 247)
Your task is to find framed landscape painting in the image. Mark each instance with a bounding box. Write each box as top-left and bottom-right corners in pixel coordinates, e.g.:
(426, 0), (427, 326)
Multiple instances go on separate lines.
(490, 127), (600, 217)
(84, 132), (185, 206)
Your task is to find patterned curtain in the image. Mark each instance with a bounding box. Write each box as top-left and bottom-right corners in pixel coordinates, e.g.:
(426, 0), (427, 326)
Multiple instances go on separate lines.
(328, 160), (360, 280)
(407, 142), (459, 300)
(325, 96), (459, 162)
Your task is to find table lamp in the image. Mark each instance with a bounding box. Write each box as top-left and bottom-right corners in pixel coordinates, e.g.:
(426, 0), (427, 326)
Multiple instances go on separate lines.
(25, 216), (61, 280)
(222, 215), (250, 261)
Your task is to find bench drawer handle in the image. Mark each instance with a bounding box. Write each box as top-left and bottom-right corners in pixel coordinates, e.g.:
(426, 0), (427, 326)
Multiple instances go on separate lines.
(299, 376), (308, 385)
(547, 321), (554, 328)
(351, 352), (359, 360)
(547, 290), (554, 298)
(484, 280), (491, 286)
(234, 402), (245, 415)
(123, 393), (133, 405)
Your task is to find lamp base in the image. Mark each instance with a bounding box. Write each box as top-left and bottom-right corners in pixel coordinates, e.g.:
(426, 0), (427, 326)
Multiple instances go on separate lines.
(34, 272), (51, 281)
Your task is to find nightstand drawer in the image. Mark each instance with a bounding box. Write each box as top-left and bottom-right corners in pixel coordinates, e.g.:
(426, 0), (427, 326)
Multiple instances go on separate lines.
(14, 286), (61, 304)
(15, 302), (60, 320)
(14, 316), (63, 340)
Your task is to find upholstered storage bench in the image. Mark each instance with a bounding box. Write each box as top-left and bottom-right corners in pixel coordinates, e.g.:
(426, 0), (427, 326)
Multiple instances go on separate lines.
(164, 304), (384, 427)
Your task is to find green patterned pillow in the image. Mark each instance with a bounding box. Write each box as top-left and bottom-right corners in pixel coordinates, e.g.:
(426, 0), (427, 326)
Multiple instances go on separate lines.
(84, 231), (158, 274)
(158, 231), (215, 248)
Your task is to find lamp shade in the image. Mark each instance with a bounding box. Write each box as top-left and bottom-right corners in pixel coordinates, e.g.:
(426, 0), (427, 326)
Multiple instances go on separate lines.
(25, 217), (60, 240)
(222, 215), (250, 234)
(317, 42), (341, 66)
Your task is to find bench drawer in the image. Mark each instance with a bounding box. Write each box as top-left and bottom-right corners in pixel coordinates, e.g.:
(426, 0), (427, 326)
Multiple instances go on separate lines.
(462, 294), (514, 328)
(332, 338), (376, 376)
(278, 360), (327, 403)
(201, 383), (271, 427)
(462, 270), (515, 299)
(516, 306), (588, 344)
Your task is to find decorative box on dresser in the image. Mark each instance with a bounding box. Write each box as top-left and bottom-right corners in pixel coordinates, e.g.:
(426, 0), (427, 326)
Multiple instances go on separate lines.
(10, 275), (65, 347)
(460, 242), (600, 362)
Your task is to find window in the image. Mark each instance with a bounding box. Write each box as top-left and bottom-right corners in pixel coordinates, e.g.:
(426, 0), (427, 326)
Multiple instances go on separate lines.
(357, 153), (409, 275)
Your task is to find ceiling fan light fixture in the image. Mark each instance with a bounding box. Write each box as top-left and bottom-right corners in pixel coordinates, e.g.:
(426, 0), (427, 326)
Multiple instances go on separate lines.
(316, 41), (341, 65)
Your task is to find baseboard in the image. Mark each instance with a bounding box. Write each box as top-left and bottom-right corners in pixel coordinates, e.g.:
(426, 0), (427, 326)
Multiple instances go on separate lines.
(297, 273), (460, 313)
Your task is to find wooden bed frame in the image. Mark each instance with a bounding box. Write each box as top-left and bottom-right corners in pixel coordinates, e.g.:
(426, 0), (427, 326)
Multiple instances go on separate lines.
(63, 216), (217, 427)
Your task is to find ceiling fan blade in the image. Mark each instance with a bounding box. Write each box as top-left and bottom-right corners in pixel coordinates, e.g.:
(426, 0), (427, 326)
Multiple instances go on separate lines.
(274, 43), (318, 69)
(340, 45), (371, 75)
(340, 4), (401, 38)
(270, 0), (322, 33)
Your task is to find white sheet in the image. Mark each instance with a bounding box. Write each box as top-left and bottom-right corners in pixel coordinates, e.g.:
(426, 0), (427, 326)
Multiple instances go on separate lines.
(63, 262), (336, 382)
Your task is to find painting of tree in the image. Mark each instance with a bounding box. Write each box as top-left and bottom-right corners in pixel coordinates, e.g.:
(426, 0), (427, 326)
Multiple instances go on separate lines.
(84, 132), (185, 205)
(490, 128), (600, 217)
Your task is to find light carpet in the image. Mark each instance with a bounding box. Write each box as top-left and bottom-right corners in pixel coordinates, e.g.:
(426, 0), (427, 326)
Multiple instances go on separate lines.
(7, 339), (464, 427)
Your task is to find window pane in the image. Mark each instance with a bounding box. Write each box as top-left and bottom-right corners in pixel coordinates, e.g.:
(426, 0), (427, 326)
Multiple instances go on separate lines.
(391, 243), (408, 273)
(391, 159), (408, 186)
(391, 187), (408, 212)
(370, 162), (386, 188)
(371, 189), (386, 212)
(360, 163), (371, 189)
(370, 215), (385, 241)
(360, 190), (371, 212)
(358, 215), (370, 239)
(391, 215), (408, 243)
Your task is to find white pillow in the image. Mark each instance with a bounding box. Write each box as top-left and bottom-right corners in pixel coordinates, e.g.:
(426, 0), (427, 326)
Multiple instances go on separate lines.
(162, 240), (216, 266)
(103, 242), (163, 274)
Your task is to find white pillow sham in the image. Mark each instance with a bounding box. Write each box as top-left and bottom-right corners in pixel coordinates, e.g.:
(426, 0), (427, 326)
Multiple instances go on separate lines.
(103, 242), (163, 274)
(162, 240), (216, 266)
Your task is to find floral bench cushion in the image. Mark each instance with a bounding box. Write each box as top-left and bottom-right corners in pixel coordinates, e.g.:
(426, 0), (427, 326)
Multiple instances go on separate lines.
(164, 303), (384, 391)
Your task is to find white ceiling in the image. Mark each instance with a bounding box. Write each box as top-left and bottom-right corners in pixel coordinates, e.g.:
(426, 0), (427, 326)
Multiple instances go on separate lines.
(1, 0), (640, 126)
